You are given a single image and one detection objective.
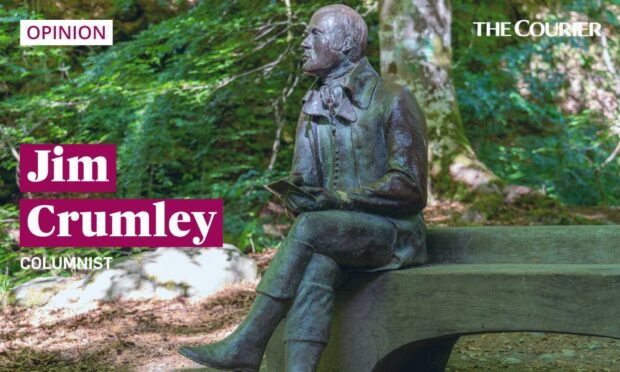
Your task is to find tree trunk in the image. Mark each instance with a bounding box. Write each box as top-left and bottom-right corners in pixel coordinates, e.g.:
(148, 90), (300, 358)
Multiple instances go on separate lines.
(378, 0), (502, 200)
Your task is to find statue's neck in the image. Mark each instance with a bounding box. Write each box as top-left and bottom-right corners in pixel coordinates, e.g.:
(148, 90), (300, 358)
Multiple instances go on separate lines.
(322, 60), (356, 85)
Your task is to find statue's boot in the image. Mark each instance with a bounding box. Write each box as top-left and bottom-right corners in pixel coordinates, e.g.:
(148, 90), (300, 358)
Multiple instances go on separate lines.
(284, 254), (341, 372)
(285, 341), (325, 372)
(178, 293), (287, 371)
(179, 238), (314, 370)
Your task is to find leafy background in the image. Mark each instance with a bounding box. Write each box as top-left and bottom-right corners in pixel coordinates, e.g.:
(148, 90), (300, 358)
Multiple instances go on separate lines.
(0, 0), (618, 290)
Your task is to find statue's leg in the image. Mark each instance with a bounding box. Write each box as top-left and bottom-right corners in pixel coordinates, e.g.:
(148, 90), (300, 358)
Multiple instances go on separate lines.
(179, 219), (317, 370)
(279, 211), (397, 372)
(179, 211), (395, 371)
(179, 293), (287, 371)
(284, 254), (342, 372)
(255, 236), (314, 298)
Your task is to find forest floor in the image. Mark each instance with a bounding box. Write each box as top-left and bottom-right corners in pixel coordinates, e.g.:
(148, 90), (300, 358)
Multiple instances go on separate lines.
(1, 201), (619, 371)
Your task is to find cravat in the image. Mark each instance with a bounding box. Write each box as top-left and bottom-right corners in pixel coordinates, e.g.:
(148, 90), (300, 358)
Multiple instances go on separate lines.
(302, 81), (357, 122)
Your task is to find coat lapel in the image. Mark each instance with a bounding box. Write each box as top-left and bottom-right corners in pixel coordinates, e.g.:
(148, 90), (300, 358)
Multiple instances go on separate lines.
(342, 57), (379, 110)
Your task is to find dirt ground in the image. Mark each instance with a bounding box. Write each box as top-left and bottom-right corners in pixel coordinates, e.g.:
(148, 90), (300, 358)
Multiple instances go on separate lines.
(2, 280), (620, 371)
(0, 282), (258, 371)
(1, 201), (619, 371)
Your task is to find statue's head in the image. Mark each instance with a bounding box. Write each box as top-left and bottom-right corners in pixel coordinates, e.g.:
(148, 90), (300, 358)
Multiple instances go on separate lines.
(301, 5), (368, 78)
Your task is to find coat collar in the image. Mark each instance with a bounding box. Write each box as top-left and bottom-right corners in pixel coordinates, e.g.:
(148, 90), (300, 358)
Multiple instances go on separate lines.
(340, 57), (379, 110)
(302, 57), (379, 112)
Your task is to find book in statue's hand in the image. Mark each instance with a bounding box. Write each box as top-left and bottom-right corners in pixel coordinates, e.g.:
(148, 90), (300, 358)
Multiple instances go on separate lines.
(264, 179), (317, 200)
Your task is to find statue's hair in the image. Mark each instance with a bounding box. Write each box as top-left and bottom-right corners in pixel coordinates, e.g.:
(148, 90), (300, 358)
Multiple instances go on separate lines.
(312, 5), (368, 62)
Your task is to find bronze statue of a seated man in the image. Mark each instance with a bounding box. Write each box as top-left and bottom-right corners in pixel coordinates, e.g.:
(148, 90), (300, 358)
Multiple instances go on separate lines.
(179, 4), (428, 371)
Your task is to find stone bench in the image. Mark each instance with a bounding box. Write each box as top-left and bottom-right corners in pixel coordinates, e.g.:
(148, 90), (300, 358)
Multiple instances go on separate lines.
(265, 225), (620, 371)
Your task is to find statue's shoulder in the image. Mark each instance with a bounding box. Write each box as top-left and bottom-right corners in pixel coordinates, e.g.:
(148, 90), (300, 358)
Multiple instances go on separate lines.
(374, 76), (426, 130)
(374, 76), (417, 107)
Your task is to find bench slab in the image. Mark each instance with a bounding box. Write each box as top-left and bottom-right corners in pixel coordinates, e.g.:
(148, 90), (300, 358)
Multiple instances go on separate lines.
(265, 226), (620, 372)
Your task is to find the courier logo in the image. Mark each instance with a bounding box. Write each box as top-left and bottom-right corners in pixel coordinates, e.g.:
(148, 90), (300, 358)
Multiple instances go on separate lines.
(19, 144), (223, 248)
(20, 20), (113, 46)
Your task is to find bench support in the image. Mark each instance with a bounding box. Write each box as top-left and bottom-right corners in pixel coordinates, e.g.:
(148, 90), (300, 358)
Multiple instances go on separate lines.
(373, 336), (459, 372)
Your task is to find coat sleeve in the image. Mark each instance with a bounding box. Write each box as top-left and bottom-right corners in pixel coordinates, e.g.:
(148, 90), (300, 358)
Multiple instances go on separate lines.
(345, 87), (428, 216)
(289, 112), (320, 187)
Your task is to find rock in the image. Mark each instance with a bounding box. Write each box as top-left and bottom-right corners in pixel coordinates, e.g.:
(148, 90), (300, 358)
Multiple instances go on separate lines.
(561, 349), (576, 358)
(501, 356), (522, 365)
(539, 353), (557, 362)
(459, 208), (486, 224)
(503, 185), (534, 203)
(13, 245), (257, 323)
(6, 277), (73, 306)
(6, 228), (19, 244)
(59, 244), (256, 302)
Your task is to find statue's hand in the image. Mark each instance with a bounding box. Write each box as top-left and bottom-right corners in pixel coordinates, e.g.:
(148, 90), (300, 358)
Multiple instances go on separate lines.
(299, 186), (323, 196)
(283, 188), (350, 215)
(282, 192), (319, 215)
(300, 188), (349, 210)
(288, 174), (305, 186)
(314, 190), (347, 210)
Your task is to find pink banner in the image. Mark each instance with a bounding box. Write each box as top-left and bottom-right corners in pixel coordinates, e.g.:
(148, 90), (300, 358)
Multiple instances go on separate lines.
(20, 199), (223, 248)
(20, 144), (116, 193)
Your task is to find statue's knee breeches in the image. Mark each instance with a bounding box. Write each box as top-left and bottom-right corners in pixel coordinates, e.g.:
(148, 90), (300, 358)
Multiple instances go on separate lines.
(257, 210), (394, 299)
(256, 212), (336, 300)
(286, 212), (325, 245)
(301, 252), (342, 287)
(288, 210), (396, 267)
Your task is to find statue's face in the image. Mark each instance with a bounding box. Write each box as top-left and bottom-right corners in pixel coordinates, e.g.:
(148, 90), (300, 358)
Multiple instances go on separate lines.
(301, 12), (346, 78)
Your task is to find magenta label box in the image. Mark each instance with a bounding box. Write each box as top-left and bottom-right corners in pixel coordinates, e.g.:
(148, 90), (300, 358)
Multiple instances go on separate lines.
(20, 144), (116, 193)
(20, 199), (224, 248)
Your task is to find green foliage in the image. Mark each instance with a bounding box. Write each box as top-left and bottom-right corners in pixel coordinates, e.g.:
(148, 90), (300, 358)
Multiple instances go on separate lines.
(0, 0), (619, 291)
(0, 8), (73, 97)
(1, 1), (377, 244)
(453, 0), (620, 205)
(0, 204), (18, 292)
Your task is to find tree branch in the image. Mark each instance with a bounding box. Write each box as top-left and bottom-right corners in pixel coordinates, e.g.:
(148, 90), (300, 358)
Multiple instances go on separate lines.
(601, 139), (620, 168)
(596, 3), (620, 170)
(268, 0), (299, 171)
(268, 70), (300, 171)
